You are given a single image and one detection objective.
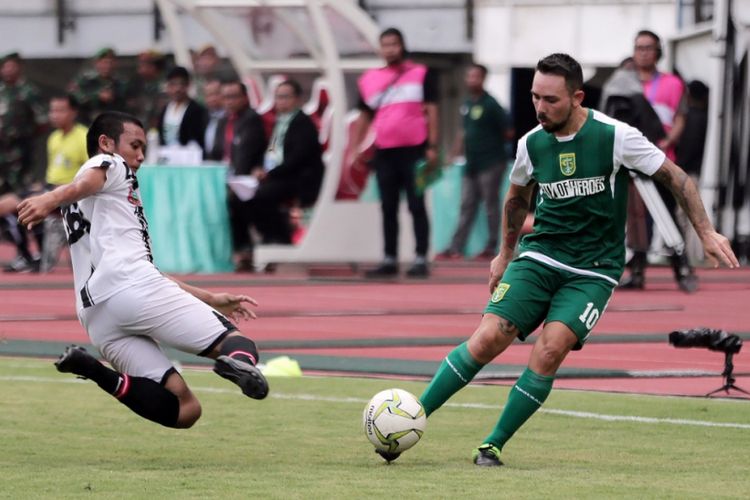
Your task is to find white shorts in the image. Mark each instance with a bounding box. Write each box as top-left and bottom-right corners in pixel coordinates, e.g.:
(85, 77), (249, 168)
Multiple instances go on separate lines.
(79, 277), (236, 382)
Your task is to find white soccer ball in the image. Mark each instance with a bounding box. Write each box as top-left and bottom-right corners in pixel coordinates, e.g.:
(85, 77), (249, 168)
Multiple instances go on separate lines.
(363, 388), (426, 454)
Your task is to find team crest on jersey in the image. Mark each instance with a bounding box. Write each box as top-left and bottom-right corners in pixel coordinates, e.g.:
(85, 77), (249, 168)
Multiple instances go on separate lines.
(470, 105), (484, 120)
(491, 283), (510, 303)
(127, 185), (142, 206)
(559, 153), (576, 176)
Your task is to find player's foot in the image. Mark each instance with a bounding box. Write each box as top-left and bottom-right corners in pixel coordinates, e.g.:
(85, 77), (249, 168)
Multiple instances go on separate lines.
(375, 449), (401, 463)
(54, 344), (100, 378)
(472, 444), (503, 467)
(213, 355), (269, 400)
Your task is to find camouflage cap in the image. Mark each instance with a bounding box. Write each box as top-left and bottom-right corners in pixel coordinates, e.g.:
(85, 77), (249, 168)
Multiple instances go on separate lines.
(138, 49), (164, 64)
(94, 47), (116, 59)
(1, 52), (21, 64)
(196, 44), (218, 57)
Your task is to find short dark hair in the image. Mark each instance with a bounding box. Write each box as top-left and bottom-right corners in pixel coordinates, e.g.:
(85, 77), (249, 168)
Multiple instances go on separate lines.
(536, 53), (584, 94)
(380, 27), (405, 45)
(166, 65), (190, 84)
(86, 111), (143, 158)
(50, 93), (79, 111)
(635, 30), (663, 59)
(222, 79), (248, 97)
(469, 63), (488, 78)
(278, 79), (303, 97)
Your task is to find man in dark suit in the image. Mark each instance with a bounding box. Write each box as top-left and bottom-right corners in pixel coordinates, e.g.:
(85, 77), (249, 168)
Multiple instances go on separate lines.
(157, 66), (207, 150)
(211, 80), (267, 271)
(251, 79), (324, 243)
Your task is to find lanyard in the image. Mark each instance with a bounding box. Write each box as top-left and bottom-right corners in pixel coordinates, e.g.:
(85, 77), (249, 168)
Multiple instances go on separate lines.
(645, 72), (661, 104)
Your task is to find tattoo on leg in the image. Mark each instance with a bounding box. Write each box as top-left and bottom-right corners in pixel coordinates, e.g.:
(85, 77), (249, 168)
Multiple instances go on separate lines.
(498, 318), (518, 338)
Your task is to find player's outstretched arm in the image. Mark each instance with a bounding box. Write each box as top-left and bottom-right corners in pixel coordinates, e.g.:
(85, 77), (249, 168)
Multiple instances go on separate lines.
(17, 168), (107, 229)
(489, 182), (535, 292)
(167, 276), (258, 322)
(651, 159), (739, 268)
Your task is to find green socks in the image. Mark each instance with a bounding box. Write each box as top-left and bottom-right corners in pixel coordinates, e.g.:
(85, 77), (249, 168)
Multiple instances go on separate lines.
(483, 367), (554, 449)
(420, 342), (483, 416)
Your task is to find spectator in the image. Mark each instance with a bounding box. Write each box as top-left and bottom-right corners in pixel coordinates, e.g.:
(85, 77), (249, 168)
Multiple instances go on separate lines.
(0, 52), (46, 272)
(211, 80), (266, 271)
(157, 66), (207, 150)
(69, 48), (126, 125)
(353, 28), (440, 278)
(126, 50), (167, 131)
(192, 45), (236, 105)
(40, 94), (88, 271)
(250, 79), (324, 244)
(437, 63), (511, 262)
(619, 29), (697, 292)
(202, 79), (226, 160)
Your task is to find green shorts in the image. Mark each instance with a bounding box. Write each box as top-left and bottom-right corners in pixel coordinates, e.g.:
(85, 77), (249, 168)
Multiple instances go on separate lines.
(484, 257), (615, 350)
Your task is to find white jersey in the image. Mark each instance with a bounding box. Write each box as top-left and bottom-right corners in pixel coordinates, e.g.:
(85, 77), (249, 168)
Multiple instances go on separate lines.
(64, 153), (161, 311)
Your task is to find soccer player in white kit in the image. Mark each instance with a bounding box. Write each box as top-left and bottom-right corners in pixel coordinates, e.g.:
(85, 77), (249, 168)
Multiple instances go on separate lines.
(17, 111), (268, 428)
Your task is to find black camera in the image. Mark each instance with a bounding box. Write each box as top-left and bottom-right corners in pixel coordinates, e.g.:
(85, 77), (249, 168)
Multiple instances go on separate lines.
(668, 327), (742, 354)
(669, 327), (747, 397)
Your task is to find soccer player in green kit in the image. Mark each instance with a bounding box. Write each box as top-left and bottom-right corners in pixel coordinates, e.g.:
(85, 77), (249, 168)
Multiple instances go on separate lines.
(416, 53), (739, 467)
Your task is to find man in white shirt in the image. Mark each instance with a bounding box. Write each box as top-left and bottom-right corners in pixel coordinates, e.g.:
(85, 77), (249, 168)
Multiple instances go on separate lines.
(18, 111), (268, 429)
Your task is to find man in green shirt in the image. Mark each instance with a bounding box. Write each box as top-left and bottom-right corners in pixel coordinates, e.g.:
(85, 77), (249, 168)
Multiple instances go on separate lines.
(414, 53), (738, 467)
(438, 63), (511, 261)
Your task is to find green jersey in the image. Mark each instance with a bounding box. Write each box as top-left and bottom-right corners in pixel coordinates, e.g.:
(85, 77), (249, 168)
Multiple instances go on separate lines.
(511, 109), (665, 283)
(462, 91), (508, 173)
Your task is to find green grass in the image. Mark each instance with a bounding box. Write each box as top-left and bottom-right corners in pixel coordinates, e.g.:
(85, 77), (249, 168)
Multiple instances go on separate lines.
(1, 357), (748, 499)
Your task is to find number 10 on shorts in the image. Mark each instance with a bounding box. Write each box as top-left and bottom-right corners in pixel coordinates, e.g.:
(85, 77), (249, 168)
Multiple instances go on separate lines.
(578, 302), (600, 330)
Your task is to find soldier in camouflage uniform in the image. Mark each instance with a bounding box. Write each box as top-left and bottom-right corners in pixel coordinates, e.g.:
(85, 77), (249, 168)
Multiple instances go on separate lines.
(0, 52), (47, 272)
(69, 48), (126, 125)
(125, 50), (167, 132)
(0, 52), (46, 193)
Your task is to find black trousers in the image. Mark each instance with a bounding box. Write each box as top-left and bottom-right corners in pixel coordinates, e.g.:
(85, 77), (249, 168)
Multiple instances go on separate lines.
(372, 145), (429, 258)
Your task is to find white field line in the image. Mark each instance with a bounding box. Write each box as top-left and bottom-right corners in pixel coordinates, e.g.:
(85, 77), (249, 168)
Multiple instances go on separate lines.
(3, 375), (750, 430)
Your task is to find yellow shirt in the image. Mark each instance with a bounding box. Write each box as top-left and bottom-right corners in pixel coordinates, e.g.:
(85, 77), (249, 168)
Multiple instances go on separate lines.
(46, 123), (88, 186)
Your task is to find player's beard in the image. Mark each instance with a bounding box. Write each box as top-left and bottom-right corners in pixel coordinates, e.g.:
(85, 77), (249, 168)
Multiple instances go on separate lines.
(538, 107), (573, 133)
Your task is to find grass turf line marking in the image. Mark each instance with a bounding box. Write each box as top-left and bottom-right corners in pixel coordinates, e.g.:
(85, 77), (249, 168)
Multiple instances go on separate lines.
(3, 375), (749, 430)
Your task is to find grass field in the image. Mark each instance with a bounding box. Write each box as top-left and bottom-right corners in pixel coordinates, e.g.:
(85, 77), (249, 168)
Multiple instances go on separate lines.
(1, 357), (749, 499)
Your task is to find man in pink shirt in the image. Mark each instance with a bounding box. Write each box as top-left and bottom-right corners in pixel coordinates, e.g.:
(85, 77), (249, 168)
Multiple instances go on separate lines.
(353, 28), (440, 278)
(620, 29), (697, 292)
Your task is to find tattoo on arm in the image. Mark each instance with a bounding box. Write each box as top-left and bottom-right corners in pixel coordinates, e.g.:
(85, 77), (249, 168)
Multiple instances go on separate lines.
(652, 163), (713, 236)
(501, 195), (530, 255)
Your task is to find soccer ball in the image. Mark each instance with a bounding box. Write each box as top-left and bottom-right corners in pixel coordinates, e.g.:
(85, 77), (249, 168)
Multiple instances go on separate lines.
(363, 388), (426, 454)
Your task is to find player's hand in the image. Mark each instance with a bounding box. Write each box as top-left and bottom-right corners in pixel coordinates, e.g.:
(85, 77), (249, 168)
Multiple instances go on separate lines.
(17, 194), (56, 230)
(488, 253), (511, 294)
(211, 293), (259, 322)
(701, 231), (740, 269)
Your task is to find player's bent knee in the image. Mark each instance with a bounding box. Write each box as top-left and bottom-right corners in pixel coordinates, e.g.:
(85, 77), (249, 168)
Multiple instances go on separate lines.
(469, 314), (518, 363)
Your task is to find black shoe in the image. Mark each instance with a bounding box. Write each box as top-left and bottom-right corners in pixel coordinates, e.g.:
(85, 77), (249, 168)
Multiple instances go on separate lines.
(4, 256), (39, 273)
(472, 444), (503, 467)
(365, 263), (399, 278)
(213, 355), (269, 400)
(670, 253), (698, 293)
(618, 274), (645, 289)
(677, 273), (699, 293)
(375, 449), (401, 463)
(406, 263), (429, 278)
(54, 345), (99, 378)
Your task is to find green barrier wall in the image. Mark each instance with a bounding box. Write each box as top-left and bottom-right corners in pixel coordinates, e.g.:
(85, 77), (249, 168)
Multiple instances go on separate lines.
(138, 164), (234, 273)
